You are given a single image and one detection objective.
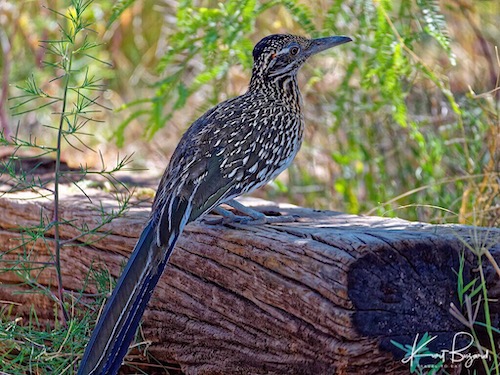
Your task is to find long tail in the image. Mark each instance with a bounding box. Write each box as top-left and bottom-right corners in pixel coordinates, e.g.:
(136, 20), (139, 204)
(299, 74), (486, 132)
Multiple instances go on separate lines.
(78, 220), (179, 375)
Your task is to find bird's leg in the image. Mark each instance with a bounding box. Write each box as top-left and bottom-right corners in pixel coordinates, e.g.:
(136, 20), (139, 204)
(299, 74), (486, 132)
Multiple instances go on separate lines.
(226, 199), (298, 224)
(205, 199), (297, 225)
(205, 206), (244, 224)
(219, 200), (268, 224)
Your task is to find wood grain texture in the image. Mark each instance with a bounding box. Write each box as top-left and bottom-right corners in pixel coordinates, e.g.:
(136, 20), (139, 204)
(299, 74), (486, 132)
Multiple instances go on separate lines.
(0, 188), (499, 374)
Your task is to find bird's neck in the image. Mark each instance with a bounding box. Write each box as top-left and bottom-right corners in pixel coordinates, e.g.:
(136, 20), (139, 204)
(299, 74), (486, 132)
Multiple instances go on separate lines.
(248, 74), (302, 111)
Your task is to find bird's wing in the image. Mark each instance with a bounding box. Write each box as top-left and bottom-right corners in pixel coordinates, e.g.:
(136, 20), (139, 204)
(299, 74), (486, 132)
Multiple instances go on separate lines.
(154, 98), (257, 233)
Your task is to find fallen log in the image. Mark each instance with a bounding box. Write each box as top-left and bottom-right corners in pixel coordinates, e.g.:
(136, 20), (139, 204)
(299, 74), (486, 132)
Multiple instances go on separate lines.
(0, 187), (499, 374)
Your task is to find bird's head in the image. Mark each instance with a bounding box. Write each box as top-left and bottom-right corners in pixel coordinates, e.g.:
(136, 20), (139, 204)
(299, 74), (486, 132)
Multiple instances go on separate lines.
(250, 34), (352, 85)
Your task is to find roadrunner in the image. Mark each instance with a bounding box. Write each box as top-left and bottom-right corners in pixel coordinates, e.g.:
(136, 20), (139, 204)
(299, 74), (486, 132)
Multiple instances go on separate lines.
(78, 33), (351, 375)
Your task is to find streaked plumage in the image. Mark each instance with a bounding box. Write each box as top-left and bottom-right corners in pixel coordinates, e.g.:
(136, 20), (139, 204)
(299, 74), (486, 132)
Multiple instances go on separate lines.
(78, 33), (351, 375)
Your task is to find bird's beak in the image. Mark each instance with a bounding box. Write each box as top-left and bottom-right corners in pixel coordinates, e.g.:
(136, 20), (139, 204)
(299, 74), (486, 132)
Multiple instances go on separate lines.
(306, 35), (352, 56)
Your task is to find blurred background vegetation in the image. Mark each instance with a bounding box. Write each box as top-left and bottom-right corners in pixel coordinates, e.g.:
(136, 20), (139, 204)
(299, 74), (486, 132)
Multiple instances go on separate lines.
(1, 0), (498, 226)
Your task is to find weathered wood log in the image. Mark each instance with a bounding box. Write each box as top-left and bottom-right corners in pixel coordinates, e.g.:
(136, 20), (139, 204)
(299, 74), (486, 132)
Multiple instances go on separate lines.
(0, 187), (499, 374)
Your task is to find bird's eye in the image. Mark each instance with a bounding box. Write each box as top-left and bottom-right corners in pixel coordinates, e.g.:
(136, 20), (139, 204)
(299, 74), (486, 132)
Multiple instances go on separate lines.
(289, 46), (300, 56)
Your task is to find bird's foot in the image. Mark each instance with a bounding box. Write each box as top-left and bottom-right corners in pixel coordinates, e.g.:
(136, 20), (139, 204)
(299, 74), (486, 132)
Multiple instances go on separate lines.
(205, 199), (297, 225)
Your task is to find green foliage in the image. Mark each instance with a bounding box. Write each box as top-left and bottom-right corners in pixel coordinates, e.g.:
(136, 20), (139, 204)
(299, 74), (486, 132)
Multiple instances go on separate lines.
(451, 233), (500, 374)
(117, 0), (259, 141)
(108, 0), (137, 26)
(454, 250), (481, 306)
(1, 1), (133, 373)
(266, 0), (317, 35)
(417, 0), (456, 65)
(0, 273), (107, 375)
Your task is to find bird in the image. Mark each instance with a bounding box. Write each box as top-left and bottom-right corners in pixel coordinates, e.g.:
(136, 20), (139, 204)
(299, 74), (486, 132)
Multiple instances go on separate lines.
(78, 33), (351, 375)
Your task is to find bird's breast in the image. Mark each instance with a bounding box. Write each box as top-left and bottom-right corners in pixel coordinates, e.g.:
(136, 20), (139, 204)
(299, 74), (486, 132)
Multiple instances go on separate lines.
(225, 105), (304, 195)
